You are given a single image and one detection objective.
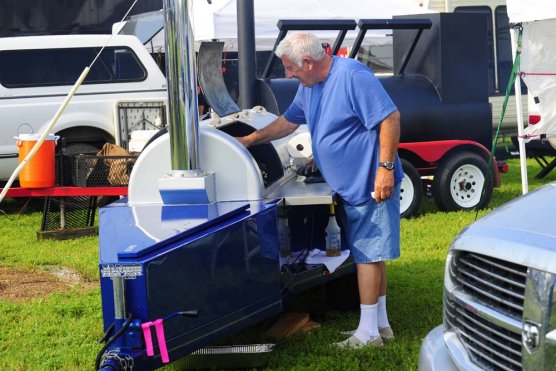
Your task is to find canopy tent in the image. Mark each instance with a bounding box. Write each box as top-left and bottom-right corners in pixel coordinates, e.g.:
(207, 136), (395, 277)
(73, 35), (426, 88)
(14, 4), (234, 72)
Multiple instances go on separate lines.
(506, 1), (556, 23)
(116, 0), (434, 51)
(192, 0), (433, 50)
(506, 0), (556, 193)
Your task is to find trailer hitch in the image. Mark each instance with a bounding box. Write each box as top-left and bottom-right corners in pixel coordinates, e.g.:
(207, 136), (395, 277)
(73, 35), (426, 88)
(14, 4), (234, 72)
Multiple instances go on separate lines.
(96, 309), (199, 370)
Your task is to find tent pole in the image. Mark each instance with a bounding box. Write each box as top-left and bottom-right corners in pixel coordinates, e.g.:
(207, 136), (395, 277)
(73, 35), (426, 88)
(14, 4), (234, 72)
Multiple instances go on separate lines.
(237, 0), (256, 109)
(510, 27), (528, 194)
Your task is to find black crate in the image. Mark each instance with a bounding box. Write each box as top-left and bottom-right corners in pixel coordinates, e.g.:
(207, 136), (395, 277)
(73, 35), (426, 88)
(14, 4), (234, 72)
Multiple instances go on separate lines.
(56, 154), (137, 187)
(41, 196), (97, 231)
(56, 154), (74, 186)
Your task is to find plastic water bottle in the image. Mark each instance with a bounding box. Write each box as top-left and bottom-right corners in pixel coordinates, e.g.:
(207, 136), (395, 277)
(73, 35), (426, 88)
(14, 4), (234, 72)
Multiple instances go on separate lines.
(325, 203), (341, 257)
(278, 208), (291, 258)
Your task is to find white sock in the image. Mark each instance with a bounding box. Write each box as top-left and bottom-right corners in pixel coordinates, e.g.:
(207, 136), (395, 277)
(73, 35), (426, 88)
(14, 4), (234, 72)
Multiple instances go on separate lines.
(377, 295), (391, 329)
(353, 303), (379, 343)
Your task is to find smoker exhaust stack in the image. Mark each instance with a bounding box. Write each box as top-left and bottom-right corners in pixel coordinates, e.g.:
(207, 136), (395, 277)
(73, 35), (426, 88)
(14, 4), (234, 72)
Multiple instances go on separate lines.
(159, 0), (215, 204)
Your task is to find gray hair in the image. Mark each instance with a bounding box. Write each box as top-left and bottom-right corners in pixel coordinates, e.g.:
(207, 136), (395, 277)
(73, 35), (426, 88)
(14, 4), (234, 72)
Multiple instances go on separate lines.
(275, 32), (326, 67)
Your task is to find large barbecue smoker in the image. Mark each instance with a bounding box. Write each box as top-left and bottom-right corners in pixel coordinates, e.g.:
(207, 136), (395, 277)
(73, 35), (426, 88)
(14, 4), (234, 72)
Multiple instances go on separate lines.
(97, 0), (494, 369)
(97, 1), (352, 370)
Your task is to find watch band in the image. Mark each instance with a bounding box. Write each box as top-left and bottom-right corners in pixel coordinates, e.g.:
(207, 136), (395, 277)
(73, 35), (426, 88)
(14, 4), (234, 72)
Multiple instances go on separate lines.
(378, 161), (395, 170)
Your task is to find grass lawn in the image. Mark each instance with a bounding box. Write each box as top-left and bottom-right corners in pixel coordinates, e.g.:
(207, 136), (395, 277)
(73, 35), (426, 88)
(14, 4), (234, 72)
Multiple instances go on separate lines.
(0, 158), (554, 370)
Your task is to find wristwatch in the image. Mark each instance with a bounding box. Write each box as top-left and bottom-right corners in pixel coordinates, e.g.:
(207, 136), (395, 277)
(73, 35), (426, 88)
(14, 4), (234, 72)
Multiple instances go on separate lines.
(378, 161), (395, 170)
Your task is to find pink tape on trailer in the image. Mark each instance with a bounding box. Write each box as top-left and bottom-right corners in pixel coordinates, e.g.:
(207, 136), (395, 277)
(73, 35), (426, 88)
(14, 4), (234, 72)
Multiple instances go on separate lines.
(141, 322), (154, 356)
(154, 319), (170, 363)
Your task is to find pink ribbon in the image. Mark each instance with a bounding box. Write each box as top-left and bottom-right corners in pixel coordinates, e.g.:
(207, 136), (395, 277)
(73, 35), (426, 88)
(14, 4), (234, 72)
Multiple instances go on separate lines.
(141, 322), (154, 356)
(153, 319), (169, 363)
(141, 319), (169, 363)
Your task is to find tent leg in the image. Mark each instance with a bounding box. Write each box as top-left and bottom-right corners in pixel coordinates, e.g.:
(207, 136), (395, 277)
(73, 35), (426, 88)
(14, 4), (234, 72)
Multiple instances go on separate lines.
(510, 27), (528, 194)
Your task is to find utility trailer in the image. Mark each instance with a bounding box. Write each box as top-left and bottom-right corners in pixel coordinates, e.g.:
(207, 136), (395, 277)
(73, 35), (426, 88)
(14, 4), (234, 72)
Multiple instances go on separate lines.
(96, 6), (500, 370)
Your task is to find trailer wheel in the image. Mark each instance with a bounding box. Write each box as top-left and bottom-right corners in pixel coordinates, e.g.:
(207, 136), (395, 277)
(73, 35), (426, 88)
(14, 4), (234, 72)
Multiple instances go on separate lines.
(433, 152), (493, 211)
(400, 159), (423, 218)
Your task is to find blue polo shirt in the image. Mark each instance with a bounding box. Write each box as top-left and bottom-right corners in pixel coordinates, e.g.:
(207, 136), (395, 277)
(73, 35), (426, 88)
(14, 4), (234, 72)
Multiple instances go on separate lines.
(284, 56), (402, 205)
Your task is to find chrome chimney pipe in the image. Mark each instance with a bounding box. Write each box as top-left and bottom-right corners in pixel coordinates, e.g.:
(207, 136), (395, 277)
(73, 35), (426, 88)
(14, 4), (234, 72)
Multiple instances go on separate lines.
(163, 0), (200, 173)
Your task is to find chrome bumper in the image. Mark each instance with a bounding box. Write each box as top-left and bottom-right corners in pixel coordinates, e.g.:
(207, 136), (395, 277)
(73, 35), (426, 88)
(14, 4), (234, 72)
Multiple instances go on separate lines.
(418, 326), (458, 371)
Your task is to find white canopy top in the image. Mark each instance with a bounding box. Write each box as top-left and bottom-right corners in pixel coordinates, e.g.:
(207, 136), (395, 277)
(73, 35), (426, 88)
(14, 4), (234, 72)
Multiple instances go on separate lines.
(506, 0), (556, 23)
(118, 0), (434, 51)
(192, 0), (433, 50)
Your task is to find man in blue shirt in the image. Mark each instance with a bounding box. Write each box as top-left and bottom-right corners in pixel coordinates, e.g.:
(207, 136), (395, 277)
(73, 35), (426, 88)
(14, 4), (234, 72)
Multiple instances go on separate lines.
(237, 32), (402, 349)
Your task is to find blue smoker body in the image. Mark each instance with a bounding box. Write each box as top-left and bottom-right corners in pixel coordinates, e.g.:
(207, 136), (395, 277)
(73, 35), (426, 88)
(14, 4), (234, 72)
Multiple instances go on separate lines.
(98, 198), (283, 369)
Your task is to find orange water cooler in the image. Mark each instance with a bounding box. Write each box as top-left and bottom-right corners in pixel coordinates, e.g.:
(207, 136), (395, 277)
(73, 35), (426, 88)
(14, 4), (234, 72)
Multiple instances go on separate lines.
(15, 134), (59, 188)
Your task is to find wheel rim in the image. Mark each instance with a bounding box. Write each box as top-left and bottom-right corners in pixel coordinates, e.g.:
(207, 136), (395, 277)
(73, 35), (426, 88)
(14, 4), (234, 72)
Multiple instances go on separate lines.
(400, 172), (415, 215)
(449, 164), (485, 208)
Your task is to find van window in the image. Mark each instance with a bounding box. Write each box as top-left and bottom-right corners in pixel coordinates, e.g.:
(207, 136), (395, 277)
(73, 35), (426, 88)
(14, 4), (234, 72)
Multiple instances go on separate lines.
(0, 47), (146, 88)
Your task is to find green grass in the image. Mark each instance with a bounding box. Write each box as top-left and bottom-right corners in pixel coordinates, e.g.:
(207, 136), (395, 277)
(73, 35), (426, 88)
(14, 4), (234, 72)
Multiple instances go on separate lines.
(1, 158), (554, 370)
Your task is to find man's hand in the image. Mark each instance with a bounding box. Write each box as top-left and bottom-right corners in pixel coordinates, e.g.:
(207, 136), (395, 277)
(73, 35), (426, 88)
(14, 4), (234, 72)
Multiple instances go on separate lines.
(234, 115), (299, 148)
(373, 167), (395, 203)
(235, 135), (252, 148)
(374, 110), (400, 203)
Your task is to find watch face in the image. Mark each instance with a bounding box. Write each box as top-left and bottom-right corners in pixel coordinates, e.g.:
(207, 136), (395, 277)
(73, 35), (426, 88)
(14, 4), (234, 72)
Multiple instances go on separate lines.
(118, 102), (166, 149)
(380, 161), (394, 170)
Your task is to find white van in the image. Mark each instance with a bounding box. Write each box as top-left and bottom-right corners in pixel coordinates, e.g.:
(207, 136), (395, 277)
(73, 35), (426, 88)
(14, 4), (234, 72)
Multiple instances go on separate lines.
(0, 34), (167, 181)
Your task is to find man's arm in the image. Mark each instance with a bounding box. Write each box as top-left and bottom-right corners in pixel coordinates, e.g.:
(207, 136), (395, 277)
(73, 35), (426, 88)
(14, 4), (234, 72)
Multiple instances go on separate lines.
(374, 110), (400, 203)
(236, 115), (299, 148)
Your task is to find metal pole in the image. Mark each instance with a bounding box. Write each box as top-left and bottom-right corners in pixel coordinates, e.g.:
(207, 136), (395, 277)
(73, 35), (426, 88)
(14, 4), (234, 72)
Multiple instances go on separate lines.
(237, 0), (256, 109)
(510, 27), (528, 194)
(163, 0), (200, 173)
(113, 276), (126, 320)
(60, 198), (66, 229)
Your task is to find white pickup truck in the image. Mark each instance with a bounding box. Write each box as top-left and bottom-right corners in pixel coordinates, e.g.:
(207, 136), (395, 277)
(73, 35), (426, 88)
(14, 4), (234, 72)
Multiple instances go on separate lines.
(419, 183), (556, 370)
(0, 34), (167, 181)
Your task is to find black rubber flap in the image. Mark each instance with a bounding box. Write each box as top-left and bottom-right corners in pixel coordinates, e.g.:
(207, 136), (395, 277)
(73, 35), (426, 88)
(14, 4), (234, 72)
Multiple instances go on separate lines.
(198, 41), (241, 117)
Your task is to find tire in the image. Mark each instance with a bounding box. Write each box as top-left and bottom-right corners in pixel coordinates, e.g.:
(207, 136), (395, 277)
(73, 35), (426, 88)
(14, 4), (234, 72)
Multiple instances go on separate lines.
(400, 159), (423, 218)
(433, 152), (493, 211)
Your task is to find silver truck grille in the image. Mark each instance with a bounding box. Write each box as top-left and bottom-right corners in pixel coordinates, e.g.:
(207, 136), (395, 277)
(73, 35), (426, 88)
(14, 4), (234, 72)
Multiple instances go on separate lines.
(446, 252), (528, 371)
(455, 252), (526, 319)
(445, 299), (522, 370)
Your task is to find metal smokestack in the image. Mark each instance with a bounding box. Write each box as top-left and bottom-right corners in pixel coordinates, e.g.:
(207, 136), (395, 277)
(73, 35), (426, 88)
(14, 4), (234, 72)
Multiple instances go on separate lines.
(159, 0), (215, 205)
(163, 0), (200, 173)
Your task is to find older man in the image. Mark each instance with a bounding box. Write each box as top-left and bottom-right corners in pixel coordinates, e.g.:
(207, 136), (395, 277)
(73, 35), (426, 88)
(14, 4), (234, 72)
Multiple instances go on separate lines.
(237, 32), (402, 349)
